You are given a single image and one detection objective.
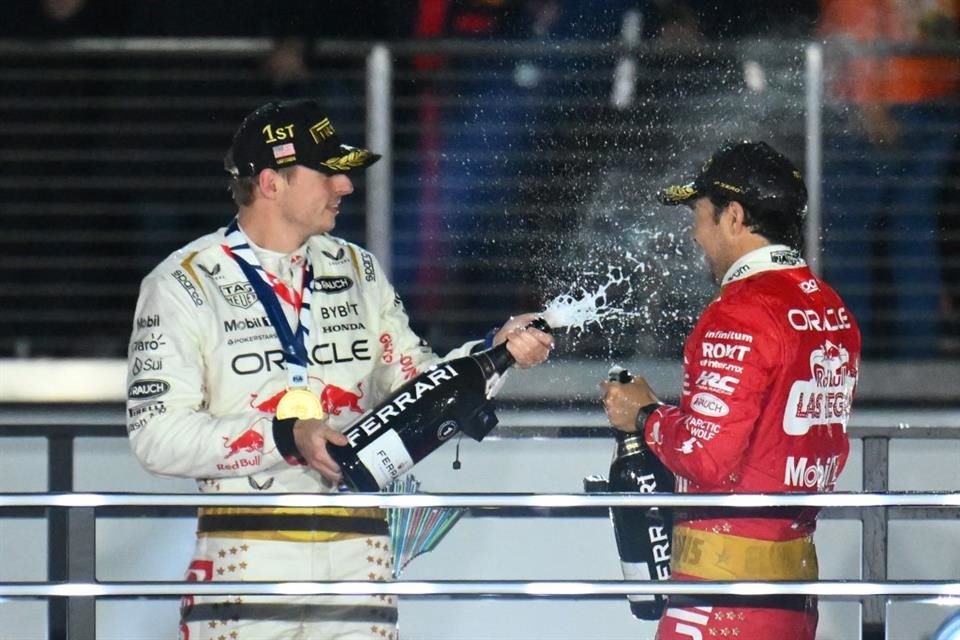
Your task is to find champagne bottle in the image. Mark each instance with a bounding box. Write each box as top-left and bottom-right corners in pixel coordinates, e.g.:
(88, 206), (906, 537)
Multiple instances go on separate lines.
(328, 318), (551, 491)
(606, 366), (674, 620)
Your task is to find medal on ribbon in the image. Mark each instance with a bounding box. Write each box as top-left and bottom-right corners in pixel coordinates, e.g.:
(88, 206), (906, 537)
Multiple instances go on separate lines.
(223, 220), (325, 421)
(276, 387), (325, 420)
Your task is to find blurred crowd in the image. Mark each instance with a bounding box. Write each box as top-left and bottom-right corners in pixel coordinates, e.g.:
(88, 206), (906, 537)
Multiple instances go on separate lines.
(1, 0), (957, 360)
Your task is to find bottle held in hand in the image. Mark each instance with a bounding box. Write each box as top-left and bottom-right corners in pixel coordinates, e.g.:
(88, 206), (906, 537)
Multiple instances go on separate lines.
(606, 366), (674, 620)
(328, 318), (551, 491)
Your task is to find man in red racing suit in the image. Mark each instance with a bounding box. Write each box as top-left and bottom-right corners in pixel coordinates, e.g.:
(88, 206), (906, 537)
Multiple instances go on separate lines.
(603, 141), (861, 640)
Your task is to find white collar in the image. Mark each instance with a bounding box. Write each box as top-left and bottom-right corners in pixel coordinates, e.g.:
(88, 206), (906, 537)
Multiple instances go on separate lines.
(721, 244), (805, 287)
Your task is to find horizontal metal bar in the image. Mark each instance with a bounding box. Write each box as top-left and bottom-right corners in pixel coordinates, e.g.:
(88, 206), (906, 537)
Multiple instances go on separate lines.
(2, 492), (959, 509)
(0, 505), (945, 521)
(0, 37), (955, 59)
(1, 580), (958, 599)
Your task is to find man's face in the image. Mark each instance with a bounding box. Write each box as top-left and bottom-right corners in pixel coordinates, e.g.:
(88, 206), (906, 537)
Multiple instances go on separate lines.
(278, 166), (354, 236)
(689, 196), (731, 285)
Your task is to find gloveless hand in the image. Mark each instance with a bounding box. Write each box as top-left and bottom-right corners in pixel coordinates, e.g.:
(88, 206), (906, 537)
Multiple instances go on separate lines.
(601, 376), (660, 432)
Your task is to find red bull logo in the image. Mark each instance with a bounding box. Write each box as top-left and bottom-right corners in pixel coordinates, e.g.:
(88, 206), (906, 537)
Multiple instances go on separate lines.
(320, 382), (364, 416)
(223, 428), (264, 458)
(249, 390), (286, 413)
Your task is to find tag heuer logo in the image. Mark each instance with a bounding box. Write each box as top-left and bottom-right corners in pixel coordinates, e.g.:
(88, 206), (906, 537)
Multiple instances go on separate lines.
(219, 282), (258, 308)
(313, 276), (354, 294)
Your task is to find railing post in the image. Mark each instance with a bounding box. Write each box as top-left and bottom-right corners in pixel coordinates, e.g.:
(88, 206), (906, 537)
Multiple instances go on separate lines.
(861, 436), (889, 639)
(47, 434), (96, 640)
(804, 42), (824, 276)
(366, 43), (394, 277)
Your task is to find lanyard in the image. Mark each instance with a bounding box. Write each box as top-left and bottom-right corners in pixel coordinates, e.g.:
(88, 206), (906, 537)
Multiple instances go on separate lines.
(222, 219), (314, 387)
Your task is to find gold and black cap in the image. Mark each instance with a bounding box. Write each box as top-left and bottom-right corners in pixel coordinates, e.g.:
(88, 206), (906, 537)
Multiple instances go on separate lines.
(659, 140), (807, 217)
(225, 99), (381, 178)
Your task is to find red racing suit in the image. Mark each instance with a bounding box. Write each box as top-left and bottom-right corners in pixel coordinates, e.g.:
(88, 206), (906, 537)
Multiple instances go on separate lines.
(126, 225), (482, 640)
(642, 245), (861, 640)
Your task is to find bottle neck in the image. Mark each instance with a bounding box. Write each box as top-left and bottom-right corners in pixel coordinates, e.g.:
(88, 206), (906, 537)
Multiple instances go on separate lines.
(474, 317), (552, 378)
(475, 342), (515, 378)
(613, 429), (645, 456)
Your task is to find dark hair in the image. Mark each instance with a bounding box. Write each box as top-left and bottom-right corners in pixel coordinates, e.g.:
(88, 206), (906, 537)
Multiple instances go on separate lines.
(708, 193), (804, 250)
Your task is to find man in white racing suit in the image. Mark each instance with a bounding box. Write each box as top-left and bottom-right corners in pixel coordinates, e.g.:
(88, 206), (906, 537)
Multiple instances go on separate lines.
(126, 98), (553, 640)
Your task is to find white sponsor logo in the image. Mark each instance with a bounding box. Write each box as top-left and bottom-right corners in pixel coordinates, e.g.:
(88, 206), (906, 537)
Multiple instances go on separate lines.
(787, 307), (852, 332)
(704, 330), (753, 343)
(690, 392), (729, 417)
(686, 416), (722, 440)
(783, 340), (857, 435)
(694, 371), (739, 394)
(799, 279), (820, 294)
(699, 359), (744, 373)
(701, 342), (750, 361)
(784, 454), (842, 490)
(344, 365), (458, 448)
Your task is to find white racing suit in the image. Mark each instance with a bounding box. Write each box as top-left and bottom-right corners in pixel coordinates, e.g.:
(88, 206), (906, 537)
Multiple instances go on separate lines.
(126, 225), (480, 640)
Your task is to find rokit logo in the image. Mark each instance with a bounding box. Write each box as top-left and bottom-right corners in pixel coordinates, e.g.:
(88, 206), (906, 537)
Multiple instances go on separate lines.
(128, 379), (170, 400)
(701, 342), (750, 361)
(313, 276), (354, 294)
(136, 315), (160, 330)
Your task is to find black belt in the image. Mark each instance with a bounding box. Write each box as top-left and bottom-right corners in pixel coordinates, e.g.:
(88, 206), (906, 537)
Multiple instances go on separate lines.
(197, 514), (388, 535)
(183, 602), (398, 624)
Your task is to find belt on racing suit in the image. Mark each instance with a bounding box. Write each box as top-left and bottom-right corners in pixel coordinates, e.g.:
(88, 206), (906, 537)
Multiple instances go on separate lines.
(669, 525), (819, 612)
(197, 507), (388, 542)
(672, 525), (818, 580)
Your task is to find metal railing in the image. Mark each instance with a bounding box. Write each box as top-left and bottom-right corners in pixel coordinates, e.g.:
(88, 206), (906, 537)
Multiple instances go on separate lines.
(3, 406), (960, 638)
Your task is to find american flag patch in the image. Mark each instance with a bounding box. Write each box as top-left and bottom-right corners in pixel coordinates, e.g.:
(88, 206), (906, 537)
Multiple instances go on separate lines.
(272, 143), (296, 161)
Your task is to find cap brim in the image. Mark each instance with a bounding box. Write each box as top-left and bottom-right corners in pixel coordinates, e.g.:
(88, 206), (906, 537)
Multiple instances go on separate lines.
(316, 146), (381, 174)
(658, 182), (698, 206)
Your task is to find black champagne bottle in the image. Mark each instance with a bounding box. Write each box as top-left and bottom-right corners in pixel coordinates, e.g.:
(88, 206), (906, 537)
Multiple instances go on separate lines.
(328, 318), (551, 491)
(607, 367), (674, 620)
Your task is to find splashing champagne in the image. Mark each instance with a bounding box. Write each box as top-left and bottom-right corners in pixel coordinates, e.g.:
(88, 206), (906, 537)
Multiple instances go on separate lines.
(541, 262), (645, 331)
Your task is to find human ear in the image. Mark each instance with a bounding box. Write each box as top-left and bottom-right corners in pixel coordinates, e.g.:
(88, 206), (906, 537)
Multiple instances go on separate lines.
(257, 170), (282, 198)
